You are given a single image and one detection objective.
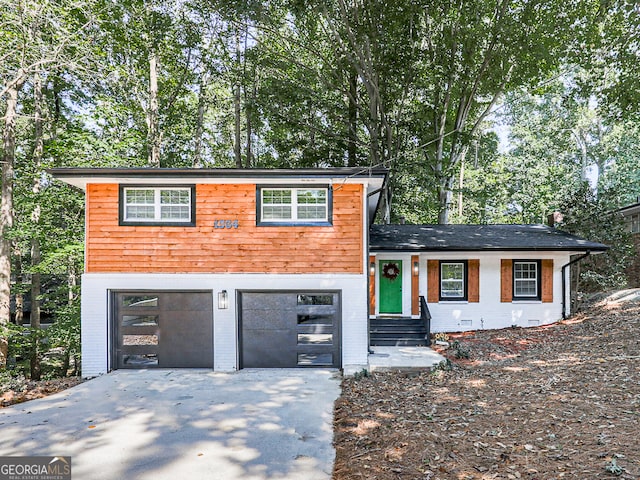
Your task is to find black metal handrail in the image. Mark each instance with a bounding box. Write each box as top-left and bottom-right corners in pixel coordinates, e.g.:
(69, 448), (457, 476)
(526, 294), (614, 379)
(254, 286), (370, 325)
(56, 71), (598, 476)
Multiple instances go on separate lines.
(419, 295), (432, 346)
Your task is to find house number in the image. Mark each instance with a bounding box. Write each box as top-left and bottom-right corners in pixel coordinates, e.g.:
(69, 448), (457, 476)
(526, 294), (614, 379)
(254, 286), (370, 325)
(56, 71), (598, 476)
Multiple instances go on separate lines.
(214, 220), (239, 229)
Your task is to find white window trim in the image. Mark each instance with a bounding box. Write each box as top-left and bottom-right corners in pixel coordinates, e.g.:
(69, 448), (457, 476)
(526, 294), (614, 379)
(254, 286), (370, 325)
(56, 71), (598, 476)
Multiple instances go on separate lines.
(259, 187), (329, 223)
(122, 187), (193, 224)
(513, 261), (539, 299)
(440, 261), (467, 300)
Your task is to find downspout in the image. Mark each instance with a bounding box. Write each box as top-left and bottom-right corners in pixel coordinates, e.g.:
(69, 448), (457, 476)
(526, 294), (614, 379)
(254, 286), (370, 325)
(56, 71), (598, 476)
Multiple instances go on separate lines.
(561, 251), (591, 319)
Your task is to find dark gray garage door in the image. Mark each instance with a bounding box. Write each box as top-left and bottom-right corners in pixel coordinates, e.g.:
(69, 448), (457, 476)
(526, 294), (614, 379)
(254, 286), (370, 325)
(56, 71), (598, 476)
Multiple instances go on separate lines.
(113, 291), (213, 368)
(239, 291), (341, 368)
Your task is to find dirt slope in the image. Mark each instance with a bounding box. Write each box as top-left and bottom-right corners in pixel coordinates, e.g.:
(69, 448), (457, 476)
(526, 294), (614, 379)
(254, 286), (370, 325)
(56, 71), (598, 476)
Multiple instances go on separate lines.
(334, 299), (640, 479)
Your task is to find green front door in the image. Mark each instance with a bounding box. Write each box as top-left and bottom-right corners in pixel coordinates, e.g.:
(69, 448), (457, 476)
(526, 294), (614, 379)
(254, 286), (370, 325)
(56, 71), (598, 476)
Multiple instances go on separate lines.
(379, 260), (402, 314)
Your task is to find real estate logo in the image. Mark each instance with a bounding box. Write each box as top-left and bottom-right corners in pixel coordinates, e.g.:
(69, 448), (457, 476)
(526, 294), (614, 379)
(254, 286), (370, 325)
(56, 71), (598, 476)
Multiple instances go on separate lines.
(0, 456), (71, 480)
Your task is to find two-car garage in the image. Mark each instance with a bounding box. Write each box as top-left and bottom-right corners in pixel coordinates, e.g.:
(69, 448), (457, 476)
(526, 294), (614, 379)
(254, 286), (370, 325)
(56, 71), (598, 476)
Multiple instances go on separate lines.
(112, 290), (342, 370)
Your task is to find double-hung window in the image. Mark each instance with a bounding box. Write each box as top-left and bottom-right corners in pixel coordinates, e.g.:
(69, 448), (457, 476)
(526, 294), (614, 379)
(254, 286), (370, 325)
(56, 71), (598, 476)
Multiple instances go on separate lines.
(257, 186), (331, 225)
(513, 260), (541, 300)
(120, 186), (195, 226)
(439, 261), (467, 301)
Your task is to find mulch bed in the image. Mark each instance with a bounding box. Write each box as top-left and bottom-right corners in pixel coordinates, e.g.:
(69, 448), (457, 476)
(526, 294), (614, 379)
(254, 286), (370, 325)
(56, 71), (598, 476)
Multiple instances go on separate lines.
(334, 300), (640, 479)
(1, 377), (83, 408)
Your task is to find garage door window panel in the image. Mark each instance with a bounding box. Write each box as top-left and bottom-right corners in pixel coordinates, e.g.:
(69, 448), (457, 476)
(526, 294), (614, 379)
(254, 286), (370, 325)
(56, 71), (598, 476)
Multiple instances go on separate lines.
(122, 315), (158, 327)
(298, 353), (333, 366)
(297, 333), (332, 345)
(122, 295), (159, 308)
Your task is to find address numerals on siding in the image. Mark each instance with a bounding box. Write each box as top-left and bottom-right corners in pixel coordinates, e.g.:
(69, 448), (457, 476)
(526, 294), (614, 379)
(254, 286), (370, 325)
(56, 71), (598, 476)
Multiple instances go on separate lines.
(214, 219), (239, 229)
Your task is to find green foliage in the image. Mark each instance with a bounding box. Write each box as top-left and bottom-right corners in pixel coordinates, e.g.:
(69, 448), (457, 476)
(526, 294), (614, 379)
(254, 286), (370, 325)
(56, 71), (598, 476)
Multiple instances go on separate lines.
(353, 368), (371, 380)
(0, 370), (28, 395)
(431, 359), (453, 373)
(557, 184), (634, 292)
(451, 341), (471, 360)
(47, 302), (81, 358)
(604, 458), (624, 476)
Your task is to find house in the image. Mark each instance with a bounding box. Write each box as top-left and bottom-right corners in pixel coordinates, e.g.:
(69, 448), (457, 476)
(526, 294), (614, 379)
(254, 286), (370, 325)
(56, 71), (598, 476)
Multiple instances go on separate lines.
(616, 200), (640, 286)
(49, 167), (387, 377)
(49, 167), (607, 376)
(369, 224), (608, 334)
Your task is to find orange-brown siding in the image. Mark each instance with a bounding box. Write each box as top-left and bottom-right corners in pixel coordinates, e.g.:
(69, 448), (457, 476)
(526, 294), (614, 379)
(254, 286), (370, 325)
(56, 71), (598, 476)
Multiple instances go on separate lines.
(541, 259), (553, 303)
(468, 259), (480, 303)
(427, 260), (439, 304)
(86, 183), (364, 274)
(500, 259), (513, 302)
(369, 255), (376, 314)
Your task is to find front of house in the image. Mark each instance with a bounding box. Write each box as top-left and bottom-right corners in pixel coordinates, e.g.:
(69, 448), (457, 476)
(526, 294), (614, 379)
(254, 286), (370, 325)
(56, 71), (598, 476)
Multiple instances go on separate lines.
(51, 167), (608, 376)
(369, 224), (608, 332)
(51, 167), (387, 377)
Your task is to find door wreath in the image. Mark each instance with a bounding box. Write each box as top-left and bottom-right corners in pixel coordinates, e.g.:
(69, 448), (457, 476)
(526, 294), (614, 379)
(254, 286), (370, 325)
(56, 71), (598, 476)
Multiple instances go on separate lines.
(382, 262), (400, 281)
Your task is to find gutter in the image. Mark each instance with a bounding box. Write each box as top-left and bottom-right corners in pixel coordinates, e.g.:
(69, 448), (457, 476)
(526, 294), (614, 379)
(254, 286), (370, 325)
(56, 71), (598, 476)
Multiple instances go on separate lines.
(561, 251), (591, 319)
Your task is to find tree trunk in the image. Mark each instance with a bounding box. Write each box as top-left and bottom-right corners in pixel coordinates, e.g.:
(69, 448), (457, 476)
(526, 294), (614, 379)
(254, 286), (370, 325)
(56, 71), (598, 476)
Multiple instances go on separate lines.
(30, 71), (44, 380)
(233, 28), (243, 168)
(13, 246), (23, 325)
(0, 74), (26, 367)
(68, 261), (76, 306)
(457, 157), (465, 218)
(245, 91), (253, 168)
(30, 237), (42, 380)
(193, 76), (207, 168)
(347, 70), (358, 167)
(147, 49), (161, 167)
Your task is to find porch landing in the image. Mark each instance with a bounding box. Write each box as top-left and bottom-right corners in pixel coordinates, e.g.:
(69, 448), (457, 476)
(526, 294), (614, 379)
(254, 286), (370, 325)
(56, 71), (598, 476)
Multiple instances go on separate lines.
(366, 346), (446, 373)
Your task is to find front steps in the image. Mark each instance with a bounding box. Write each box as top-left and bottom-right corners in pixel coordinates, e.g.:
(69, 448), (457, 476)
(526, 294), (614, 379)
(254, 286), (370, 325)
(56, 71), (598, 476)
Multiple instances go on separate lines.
(369, 317), (430, 347)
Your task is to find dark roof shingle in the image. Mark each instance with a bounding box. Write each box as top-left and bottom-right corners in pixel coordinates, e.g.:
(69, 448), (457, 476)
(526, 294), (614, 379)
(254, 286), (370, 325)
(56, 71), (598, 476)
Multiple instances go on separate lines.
(369, 224), (609, 252)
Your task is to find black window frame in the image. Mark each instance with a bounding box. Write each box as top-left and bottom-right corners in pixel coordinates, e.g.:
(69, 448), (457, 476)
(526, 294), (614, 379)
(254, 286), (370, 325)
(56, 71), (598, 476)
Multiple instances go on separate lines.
(119, 185), (196, 227)
(439, 260), (468, 301)
(256, 184), (333, 226)
(512, 259), (542, 301)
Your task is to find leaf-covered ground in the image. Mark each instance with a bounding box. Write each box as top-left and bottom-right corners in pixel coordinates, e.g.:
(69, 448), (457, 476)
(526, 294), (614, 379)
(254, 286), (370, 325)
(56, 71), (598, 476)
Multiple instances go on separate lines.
(0, 376), (83, 408)
(334, 300), (640, 479)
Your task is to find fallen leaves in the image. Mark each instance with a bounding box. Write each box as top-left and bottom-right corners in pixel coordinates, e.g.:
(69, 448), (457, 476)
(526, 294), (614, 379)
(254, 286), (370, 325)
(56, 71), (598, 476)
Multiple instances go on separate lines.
(1, 377), (83, 407)
(334, 300), (640, 479)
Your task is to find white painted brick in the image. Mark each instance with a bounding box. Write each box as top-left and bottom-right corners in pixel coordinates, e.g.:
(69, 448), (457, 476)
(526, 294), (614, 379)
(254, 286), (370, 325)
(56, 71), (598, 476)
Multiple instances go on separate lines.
(80, 273), (368, 373)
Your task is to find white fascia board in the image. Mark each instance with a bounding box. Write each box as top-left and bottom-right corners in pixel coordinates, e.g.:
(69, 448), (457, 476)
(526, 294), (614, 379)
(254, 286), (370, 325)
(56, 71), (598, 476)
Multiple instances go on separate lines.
(52, 173), (385, 193)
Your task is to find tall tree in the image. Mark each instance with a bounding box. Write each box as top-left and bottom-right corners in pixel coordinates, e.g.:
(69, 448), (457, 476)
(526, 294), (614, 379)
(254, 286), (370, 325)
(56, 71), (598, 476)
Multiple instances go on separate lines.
(0, 0), (97, 368)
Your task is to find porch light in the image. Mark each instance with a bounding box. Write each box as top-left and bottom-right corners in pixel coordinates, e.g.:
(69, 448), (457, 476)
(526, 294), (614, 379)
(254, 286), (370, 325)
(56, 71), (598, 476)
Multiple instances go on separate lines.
(413, 261), (419, 276)
(370, 262), (376, 276)
(218, 290), (229, 309)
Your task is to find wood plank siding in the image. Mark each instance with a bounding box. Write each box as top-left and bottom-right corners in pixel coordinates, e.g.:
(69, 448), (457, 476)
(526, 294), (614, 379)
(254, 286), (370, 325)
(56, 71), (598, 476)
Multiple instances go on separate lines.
(86, 183), (364, 274)
(541, 259), (553, 303)
(500, 259), (513, 302)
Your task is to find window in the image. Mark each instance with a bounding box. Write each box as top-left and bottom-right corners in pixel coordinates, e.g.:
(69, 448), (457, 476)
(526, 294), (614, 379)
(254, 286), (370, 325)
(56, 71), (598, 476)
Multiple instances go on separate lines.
(120, 186), (195, 226)
(257, 186), (332, 225)
(439, 261), (467, 301)
(628, 213), (640, 233)
(513, 260), (541, 300)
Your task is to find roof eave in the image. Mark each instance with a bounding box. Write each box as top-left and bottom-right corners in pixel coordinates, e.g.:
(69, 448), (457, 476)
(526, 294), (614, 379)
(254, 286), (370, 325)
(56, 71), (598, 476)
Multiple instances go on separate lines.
(369, 246), (609, 253)
(47, 167), (389, 191)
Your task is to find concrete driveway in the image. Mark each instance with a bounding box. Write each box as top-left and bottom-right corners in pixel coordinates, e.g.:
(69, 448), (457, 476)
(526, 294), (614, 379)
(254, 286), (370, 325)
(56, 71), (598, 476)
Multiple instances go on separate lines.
(0, 369), (341, 480)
